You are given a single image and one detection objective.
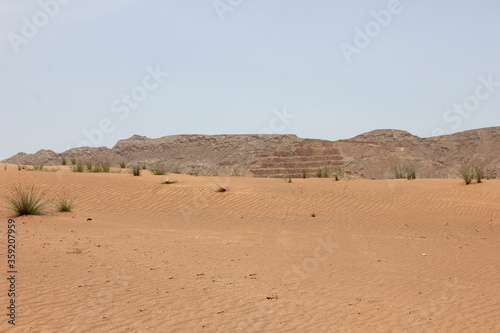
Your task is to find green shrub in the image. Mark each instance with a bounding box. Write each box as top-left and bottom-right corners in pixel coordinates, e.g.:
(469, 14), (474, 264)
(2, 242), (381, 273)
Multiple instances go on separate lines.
(301, 169), (307, 179)
(150, 164), (167, 175)
(459, 164), (475, 185)
(474, 165), (484, 183)
(131, 164), (142, 176)
(61, 157), (67, 165)
(32, 161), (44, 171)
(119, 161), (127, 169)
(85, 160), (93, 171)
(70, 157), (77, 165)
(56, 193), (76, 212)
(72, 160), (84, 172)
(5, 184), (47, 216)
(316, 167), (329, 178)
(333, 167), (345, 181)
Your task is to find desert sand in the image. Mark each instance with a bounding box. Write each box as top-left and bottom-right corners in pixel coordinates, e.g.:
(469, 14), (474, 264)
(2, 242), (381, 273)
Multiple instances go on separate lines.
(1, 165), (500, 332)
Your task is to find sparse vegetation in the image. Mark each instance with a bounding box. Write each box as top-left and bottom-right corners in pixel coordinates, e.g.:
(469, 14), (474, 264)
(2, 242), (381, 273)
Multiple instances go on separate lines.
(393, 163), (417, 180)
(333, 167), (345, 181)
(283, 173), (292, 183)
(17, 164), (23, 171)
(161, 178), (178, 184)
(119, 161), (127, 169)
(85, 160), (93, 171)
(188, 171), (200, 176)
(56, 192), (76, 212)
(72, 160), (84, 172)
(150, 164), (167, 175)
(131, 164), (142, 176)
(301, 169), (307, 179)
(474, 165), (484, 183)
(70, 157), (77, 165)
(5, 184), (48, 216)
(316, 167), (329, 178)
(459, 164), (475, 185)
(61, 156), (67, 165)
(311, 213), (316, 217)
(32, 161), (44, 171)
(171, 166), (182, 174)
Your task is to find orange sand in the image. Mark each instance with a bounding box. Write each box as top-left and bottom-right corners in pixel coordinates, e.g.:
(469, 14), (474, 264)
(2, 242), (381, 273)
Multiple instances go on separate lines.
(0, 165), (499, 332)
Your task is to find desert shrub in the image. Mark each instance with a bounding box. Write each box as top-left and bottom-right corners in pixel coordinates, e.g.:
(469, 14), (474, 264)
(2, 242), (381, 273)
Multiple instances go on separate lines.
(171, 166), (182, 174)
(131, 164), (142, 176)
(5, 184), (47, 216)
(100, 161), (111, 173)
(72, 160), (84, 172)
(283, 173), (292, 183)
(316, 167), (329, 178)
(3, 164), (6, 170)
(474, 165), (484, 183)
(311, 213), (316, 217)
(405, 165), (416, 180)
(32, 161), (44, 171)
(161, 178), (178, 184)
(85, 160), (93, 171)
(459, 164), (475, 185)
(301, 169), (307, 179)
(56, 193), (76, 212)
(150, 164), (167, 175)
(392, 165), (406, 179)
(333, 167), (345, 181)
(188, 171), (200, 176)
(61, 156), (67, 165)
(119, 161), (127, 169)
(17, 164), (23, 171)
(70, 157), (77, 165)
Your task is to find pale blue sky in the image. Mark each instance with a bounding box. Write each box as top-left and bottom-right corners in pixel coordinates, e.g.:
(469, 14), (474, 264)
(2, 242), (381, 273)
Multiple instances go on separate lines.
(1, 0), (499, 159)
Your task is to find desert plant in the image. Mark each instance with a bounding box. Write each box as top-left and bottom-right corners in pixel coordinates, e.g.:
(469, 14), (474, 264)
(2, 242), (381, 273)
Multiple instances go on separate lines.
(85, 160), (93, 171)
(283, 173), (292, 183)
(459, 164), (475, 185)
(474, 165), (484, 183)
(405, 165), (416, 180)
(17, 164), (23, 171)
(56, 193), (76, 212)
(99, 161), (111, 173)
(61, 156), (67, 165)
(3, 164), (6, 170)
(49, 167), (59, 172)
(119, 161), (127, 169)
(161, 178), (178, 184)
(333, 167), (345, 181)
(72, 160), (84, 172)
(70, 157), (77, 165)
(150, 164), (167, 175)
(393, 165), (406, 179)
(131, 164), (142, 176)
(188, 170), (200, 176)
(301, 169), (307, 179)
(5, 184), (47, 216)
(316, 167), (329, 178)
(311, 213), (316, 217)
(171, 166), (182, 174)
(32, 161), (44, 171)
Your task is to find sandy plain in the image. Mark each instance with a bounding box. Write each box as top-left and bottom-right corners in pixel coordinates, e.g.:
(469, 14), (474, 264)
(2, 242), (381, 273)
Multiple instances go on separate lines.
(0, 165), (499, 332)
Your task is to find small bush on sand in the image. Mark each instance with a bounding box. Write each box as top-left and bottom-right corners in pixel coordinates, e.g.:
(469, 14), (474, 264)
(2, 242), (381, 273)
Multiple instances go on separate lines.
(393, 163), (417, 180)
(119, 161), (127, 169)
(85, 160), (93, 171)
(72, 160), (84, 172)
(32, 161), (45, 171)
(56, 192), (76, 212)
(459, 164), (475, 185)
(301, 169), (307, 179)
(5, 184), (48, 216)
(316, 167), (329, 178)
(17, 164), (23, 171)
(283, 173), (292, 183)
(131, 164), (142, 176)
(150, 164), (167, 175)
(333, 167), (345, 181)
(474, 165), (484, 183)
(61, 156), (67, 165)
(161, 178), (178, 184)
(70, 157), (77, 165)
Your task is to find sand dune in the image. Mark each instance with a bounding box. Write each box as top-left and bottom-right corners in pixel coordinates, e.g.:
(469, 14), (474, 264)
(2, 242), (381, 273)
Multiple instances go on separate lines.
(1, 165), (500, 332)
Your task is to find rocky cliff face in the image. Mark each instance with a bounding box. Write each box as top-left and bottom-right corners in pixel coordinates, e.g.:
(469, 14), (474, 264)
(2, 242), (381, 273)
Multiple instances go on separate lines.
(3, 127), (500, 179)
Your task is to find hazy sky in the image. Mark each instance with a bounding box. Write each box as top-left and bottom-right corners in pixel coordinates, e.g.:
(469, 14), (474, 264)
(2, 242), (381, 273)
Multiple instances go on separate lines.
(1, 0), (499, 159)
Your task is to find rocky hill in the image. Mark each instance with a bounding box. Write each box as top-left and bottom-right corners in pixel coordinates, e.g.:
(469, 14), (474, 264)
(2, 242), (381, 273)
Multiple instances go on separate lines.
(3, 127), (500, 179)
